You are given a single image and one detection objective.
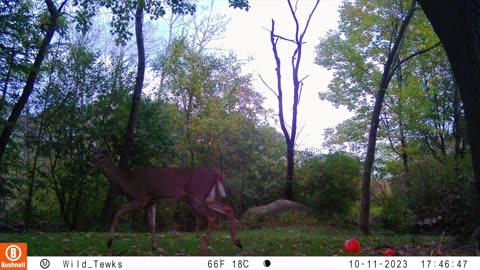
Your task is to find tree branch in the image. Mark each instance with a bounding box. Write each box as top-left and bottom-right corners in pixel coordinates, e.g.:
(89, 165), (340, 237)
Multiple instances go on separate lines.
(300, 0), (321, 41)
(258, 74), (278, 98)
(273, 33), (297, 44)
(287, 0), (300, 43)
(396, 42), (441, 68)
(270, 19), (290, 141)
(381, 110), (401, 156)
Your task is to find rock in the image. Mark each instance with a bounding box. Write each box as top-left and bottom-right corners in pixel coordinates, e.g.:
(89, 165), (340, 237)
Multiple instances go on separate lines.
(240, 199), (315, 228)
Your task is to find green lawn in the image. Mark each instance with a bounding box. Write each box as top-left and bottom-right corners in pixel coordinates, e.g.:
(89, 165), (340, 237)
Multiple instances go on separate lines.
(0, 226), (453, 256)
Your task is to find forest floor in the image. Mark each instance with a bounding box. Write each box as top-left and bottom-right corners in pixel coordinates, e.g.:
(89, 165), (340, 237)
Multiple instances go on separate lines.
(0, 225), (476, 256)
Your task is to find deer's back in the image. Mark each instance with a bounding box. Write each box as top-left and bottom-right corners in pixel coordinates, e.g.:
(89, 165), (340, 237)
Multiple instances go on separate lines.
(133, 167), (221, 200)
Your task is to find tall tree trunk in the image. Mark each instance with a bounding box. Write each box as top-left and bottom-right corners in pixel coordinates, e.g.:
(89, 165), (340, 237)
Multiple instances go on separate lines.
(399, 125), (410, 186)
(397, 65), (410, 186)
(0, 0), (65, 163)
(265, 0), (320, 200)
(418, 0), (480, 197)
(118, 5), (146, 169)
(101, 3), (146, 224)
(285, 143), (294, 200)
(453, 85), (464, 164)
(359, 0), (416, 234)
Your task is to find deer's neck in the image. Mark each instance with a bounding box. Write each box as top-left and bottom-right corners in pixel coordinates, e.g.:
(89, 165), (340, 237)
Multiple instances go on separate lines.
(102, 165), (135, 193)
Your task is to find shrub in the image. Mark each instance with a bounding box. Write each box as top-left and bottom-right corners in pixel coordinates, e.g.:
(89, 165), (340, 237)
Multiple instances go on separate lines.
(297, 151), (361, 218)
(379, 194), (415, 232)
(405, 156), (478, 236)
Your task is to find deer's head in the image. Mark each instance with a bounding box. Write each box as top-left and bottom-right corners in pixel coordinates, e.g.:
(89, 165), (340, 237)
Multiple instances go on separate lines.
(88, 144), (114, 169)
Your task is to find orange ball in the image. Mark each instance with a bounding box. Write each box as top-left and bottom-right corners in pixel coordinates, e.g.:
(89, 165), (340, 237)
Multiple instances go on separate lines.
(344, 239), (361, 253)
(383, 249), (394, 256)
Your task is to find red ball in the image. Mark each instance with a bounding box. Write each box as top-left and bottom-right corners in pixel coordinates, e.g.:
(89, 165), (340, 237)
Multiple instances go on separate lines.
(383, 249), (394, 256)
(343, 239), (361, 253)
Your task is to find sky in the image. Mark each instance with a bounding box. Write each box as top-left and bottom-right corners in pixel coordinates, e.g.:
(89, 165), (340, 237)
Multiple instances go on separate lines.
(215, 0), (352, 150)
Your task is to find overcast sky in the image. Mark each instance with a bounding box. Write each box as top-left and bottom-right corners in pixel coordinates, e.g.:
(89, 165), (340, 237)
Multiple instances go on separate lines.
(216, 0), (352, 150)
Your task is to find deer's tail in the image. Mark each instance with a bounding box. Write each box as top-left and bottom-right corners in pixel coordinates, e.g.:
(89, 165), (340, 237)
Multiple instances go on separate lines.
(216, 174), (226, 198)
(208, 174), (226, 201)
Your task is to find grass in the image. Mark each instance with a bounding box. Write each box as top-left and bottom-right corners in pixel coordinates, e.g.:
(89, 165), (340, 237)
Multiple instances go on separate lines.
(0, 225), (449, 256)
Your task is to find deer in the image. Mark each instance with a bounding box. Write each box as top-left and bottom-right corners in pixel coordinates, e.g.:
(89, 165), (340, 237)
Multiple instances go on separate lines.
(89, 146), (243, 252)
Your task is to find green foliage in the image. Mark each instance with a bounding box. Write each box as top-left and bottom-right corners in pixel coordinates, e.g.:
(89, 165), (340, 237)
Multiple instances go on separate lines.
(314, 0), (472, 237)
(315, 0), (456, 164)
(378, 194), (414, 233)
(155, 37), (284, 216)
(297, 151), (361, 217)
(402, 156), (478, 236)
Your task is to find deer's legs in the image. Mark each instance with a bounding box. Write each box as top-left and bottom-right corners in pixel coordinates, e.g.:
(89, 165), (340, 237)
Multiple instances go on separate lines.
(207, 199), (243, 249)
(108, 200), (146, 248)
(146, 203), (157, 250)
(200, 208), (217, 251)
(191, 200), (216, 252)
(194, 212), (202, 231)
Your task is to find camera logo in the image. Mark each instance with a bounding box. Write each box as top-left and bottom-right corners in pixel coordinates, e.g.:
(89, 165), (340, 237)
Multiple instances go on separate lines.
(0, 243), (27, 270)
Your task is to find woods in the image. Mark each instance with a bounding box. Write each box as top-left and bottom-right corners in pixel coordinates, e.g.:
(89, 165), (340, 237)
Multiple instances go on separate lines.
(1, 0), (480, 253)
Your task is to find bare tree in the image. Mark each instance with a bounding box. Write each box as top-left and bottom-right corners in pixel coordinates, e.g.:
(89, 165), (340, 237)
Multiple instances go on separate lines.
(261, 0), (320, 200)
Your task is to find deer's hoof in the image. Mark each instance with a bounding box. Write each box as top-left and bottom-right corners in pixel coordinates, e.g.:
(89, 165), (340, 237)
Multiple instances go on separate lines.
(236, 239), (243, 250)
(199, 245), (212, 253)
(107, 238), (113, 248)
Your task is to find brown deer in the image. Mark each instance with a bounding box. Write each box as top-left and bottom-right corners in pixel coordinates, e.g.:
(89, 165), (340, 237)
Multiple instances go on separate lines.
(89, 147), (242, 251)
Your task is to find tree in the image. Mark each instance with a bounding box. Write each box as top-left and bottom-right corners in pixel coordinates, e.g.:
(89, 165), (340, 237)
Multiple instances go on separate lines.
(315, 0), (448, 234)
(0, 0), (67, 163)
(1, 1), (43, 213)
(359, 0), (416, 235)
(154, 0), (232, 99)
(417, 0), (480, 202)
(261, 0), (320, 200)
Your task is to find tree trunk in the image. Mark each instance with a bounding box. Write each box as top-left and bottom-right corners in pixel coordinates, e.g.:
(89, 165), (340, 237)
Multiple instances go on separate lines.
(0, 0), (64, 163)
(285, 142), (294, 200)
(118, 5), (146, 169)
(360, 86), (386, 234)
(101, 3), (146, 224)
(397, 66), (410, 186)
(399, 126), (410, 186)
(359, 0), (416, 234)
(100, 186), (121, 225)
(417, 0), (480, 197)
